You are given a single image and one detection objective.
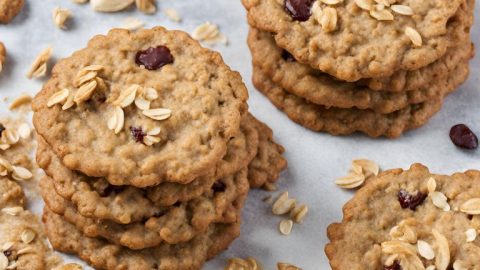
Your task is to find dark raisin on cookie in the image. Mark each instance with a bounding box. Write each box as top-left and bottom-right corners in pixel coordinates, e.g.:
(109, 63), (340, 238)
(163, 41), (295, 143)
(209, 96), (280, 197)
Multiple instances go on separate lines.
(398, 189), (427, 211)
(281, 50), (296, 62)
(98, 184), (126, 197)
(284, 0), (315, 21)
(211, 181), (226, 193)
(384, 261), (402, 270)
(0, 123), (5, 137)
(135, 46), (174, 70)
(450, 124), (478, 150)
(130, 127), (146, 143)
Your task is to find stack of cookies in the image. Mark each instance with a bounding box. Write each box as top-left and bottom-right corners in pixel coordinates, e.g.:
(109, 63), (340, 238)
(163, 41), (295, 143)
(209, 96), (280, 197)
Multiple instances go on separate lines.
(243, 0), (475, 138)
(32, 27), (286, 270)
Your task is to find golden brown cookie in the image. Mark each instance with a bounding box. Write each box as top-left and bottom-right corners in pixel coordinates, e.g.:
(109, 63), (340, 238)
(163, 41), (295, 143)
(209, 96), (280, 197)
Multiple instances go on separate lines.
(0, 0), (24, 24)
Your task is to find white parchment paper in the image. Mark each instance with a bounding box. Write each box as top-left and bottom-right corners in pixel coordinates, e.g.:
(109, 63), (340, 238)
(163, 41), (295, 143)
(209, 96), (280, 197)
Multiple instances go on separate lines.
(0, 1), (479, 269)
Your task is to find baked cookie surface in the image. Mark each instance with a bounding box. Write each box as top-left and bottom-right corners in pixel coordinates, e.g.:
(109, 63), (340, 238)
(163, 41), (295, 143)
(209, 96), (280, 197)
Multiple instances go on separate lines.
(252, 64), (469, 137)
(0, 177), (61, 270)
(326, 164), (480, 270)
(32, 27), (249, 187)
(243, 0), (472, 81)
(0, 0), (24, 24)
(248, 28), (475, 114)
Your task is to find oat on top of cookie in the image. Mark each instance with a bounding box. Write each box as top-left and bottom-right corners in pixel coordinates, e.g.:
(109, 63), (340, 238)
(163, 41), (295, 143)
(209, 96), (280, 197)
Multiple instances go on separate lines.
(326, 163), (480, 270)
(32, 27), (249, 187)
(242, 0), (473, 81)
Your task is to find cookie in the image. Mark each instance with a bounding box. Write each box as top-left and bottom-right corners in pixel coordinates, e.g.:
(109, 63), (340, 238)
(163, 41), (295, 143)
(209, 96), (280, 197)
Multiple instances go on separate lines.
(32, 27), (249, 187)
(242, 0), (473, 81)
(36, 114), (259, 224)
(43, 207), (240, 270)
(246, 113), (287, 188)
(248, 28), (475, 114)
(0, 177), (61, 270)
(326, 163), (480, 270)
(0, 41), (5, 72)
(252, 63), (469, 137)
(41, 168), (248, 249)
(0, 0), (24, 24)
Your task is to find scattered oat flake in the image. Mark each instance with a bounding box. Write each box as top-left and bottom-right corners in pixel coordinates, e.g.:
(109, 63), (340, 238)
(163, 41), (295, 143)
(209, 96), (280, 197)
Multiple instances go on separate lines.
(320, 7), (337, 33)
(47, 89), (70, 108)
(192, 22), (228, 45)
(164, 8), (181, 22)
(1, 206), (23, 216)
(53, 7), (72, 29)
(225, 257), (261, 270)
(27, 47), (53, 79)
(335, 173), (365, 189)
(460, 198), (480, 215)
(427, 177), (437, 194)
(417, 240), (435, 260)
(272, 191), (296, 215)
(432, 229), (450, 270)
(17, 123), (31, 139)
(16, 246), (33, 255)
(90, 0), (134, 12)
(279, 219), (294, 235)
(465, 228), (477, 242)
(391, 4), (413, 15)
(290, 204), (308, 224)
(9, 94), (32, 110)
(135, 0), (156, 14)
(370, 8), (394, 20)
(352, 159), (379, 177)
(21, 229), (36, 244)
(431, 191), (450, 211)
(277, 262), (302, 270)
(115, 85), (139, 108)
(405, 27), (422, 47)
(12, 166), (33, 181)
(108, 106), (125, 134)
(355, 0), (372, 10)
(120, 17), (145, 31)
(142, 108), (172, 121)
(74, 80), (98, 104)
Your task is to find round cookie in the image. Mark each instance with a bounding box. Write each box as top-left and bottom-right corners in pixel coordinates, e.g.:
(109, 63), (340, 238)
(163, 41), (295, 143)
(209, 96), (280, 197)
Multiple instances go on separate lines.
(242, 0), (473, 81)
(252, 62), (469, 137)
(326, 164), (480, 270)
(249, 28), (475, 114)
(246, 114), (287, 189)
(41, 168), (248, 249)
(43, 208), (240, 270)
(0, 177), (61, 270)
(0, 0), (24, 24)
(32, 27), (249, 187)
(36, 115), (259, 224)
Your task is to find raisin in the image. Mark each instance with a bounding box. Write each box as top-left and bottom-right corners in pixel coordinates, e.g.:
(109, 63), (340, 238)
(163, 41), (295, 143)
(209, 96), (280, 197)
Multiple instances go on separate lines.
(130, 127), (146, 143)
(450, 124), (478, 150)
(384, 261), (401, 270)
(99, 185), (125, 197)
(135, 46), (174, 70)
(212, 181), (226, 193)
(398, 189), (427, 211)
(281, 50), (296, 62)
(0, 124), (5, 137)
(285, 0), (315, 21)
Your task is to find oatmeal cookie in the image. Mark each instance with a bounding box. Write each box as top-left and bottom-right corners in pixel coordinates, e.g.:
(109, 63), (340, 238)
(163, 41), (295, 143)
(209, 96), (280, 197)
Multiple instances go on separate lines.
(43, 208), (240, 270)
(246, 113), (287, 188)
(0, 177), (61, 270)
(326, 163), (480, 270)
(41, 168), (248, 249)
(252, 63), (469, 137)
(249, 29), (474, 114)
(36, 114), (259, 224)
(0, 41), (5, 72)
(242, 0), (473, 81)
(0, 0), (24, 24)
(32, 27), (248, 187)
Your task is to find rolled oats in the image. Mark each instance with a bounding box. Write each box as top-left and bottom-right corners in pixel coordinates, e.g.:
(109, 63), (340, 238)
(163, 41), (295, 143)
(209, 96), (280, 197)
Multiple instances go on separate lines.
(120, 17), (145, 31)
(417, 240), (435, 260)
(72, 0), (88, 3)
(11, 166), (33, 181)
(114, 85), (139, 108)
(74, 80), (98, 104)
(370, 8), (394, 20)
(0, 42), (5, 73)
(290, 204), (308, 224)
(465, 228), (477, 242)
(335, 173), (365, 189)
(17, 123), (31, 139)
(460, 198), (480, 215)
(135, 0), (156, 14)
(432, 229), (450, 270)
(427, 177), (437, 194)
(405, 27), (422, 47)
(27, 47), (53, 79)
(277, 263), (302, 270)
(431, 191), (450, 211)
(8, 94), (32, 110)
(1, 242), (13, 252)
(352, 159), (379, 177)
(142, 108), (172, 121)
(272, 192), (296, 215)
(453, 260), (468, 270)
(108, 106), (124, 134)
(391, 4), (413, 15)
(354, 0), (373, 10)
(164, 8), (181, 22)
(0, 158), (13, 176)
(1, 206), (23, 216)
(389, 220), (417, 243)
(320, 7), (337, 32)
(52, 7), (72, 29)
(0, 253), (7, 270)
(143, 127), (161, 146)
(279, 219), (294, 235)
(192, 22), (228, 45)
(21, 229), (36, 244)
(54, 264), (84, 270)
(47, 89), (70, 108)
(90, 0), (134, 12)
(320, 0), (343, 5)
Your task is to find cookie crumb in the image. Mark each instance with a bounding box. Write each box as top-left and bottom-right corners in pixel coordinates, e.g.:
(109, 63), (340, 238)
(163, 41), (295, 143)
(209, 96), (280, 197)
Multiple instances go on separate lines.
(279, 219), (293, 235)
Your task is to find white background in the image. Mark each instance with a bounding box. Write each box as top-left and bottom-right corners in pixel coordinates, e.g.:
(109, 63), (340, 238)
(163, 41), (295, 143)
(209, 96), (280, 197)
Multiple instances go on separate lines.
(0, 0), (479, 269)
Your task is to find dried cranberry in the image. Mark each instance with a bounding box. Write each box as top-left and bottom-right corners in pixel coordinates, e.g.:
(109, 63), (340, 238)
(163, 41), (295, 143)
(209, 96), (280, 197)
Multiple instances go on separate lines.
(384, 261), (401, 270)
(99, 185), (125, 197)
(281, 50), (296, 62)
(285, 0), (315, 21)
(212, 181), (226, 193)
(398, 189), (427, 211)
(135, 46), (174, 70)
(450, 124), (478, 150)
(0, 124), (5, 137)
(130, 127), (146, 143)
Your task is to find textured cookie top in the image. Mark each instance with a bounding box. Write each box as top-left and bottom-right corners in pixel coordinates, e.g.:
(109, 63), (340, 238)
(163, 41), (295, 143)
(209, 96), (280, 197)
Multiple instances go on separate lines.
(248, 28), (474, 114)
(326, 164), (480, 270)
(0, 177), (61, 270)
(243, 0), (472, 81)
(32, 27), (248, 187)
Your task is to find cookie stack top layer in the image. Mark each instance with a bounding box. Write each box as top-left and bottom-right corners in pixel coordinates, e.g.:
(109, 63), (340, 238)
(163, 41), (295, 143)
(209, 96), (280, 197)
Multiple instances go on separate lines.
(243, 0), (471, 81)
(326, 164), (480, 269)
(32, 26), (249, 187)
